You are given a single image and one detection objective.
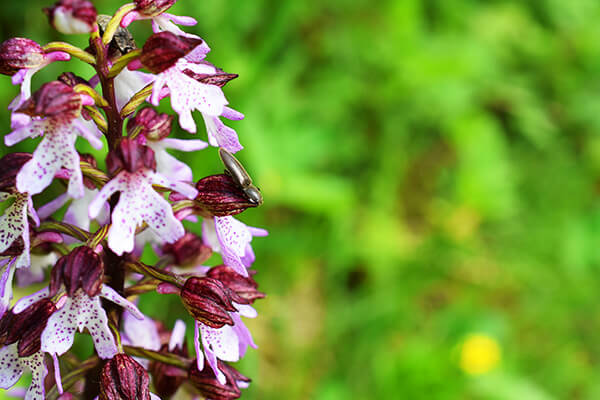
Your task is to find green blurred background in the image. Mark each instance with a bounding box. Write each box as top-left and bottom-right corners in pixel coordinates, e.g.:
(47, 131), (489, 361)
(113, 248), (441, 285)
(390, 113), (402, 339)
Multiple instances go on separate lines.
(4, 0), (600, 399)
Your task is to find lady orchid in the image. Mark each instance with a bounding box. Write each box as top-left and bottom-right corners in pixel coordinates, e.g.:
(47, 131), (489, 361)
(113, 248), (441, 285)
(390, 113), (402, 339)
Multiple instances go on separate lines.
(0, 1), (268, 399)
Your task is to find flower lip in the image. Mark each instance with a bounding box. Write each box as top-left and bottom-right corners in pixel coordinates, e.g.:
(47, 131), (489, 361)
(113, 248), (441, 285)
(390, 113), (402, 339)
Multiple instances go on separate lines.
(0, 38), (45, 76)
(16, 80), (82, 119)
(0, 152), (32, 192)
(127, 107), (174, 141)
(106, 138), (157, 174)
(49, 246), (104, 298)
(141, 31), (204, 73)
(99, 353), (151, 400)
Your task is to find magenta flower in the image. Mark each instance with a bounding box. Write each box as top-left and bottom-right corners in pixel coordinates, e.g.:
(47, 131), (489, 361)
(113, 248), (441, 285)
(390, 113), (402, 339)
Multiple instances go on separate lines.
(202, 216), (268, 277)
(194, 302), (257, 385)
(203, 106), (244, 153)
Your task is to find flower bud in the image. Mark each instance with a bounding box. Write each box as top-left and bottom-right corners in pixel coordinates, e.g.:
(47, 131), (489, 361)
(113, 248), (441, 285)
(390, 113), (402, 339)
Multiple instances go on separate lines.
(0, 299), (56, 357)
(127, 107), (173, 141)
(189, 359), (250, 400)
(0, 152), (32, 192)
(141, 32), (204, 73)
(149, 343), (188, 398)
(195, 174), (259, 217)
(207, 265), (265, 304)
(134, 0), (178, 16)
(180, 277), (240, 328)
(44, 0), (98, 34)
(106, 138), (156, 174)
(162, 233), (212, 266)
(16, 81), (82, 119)
(50, 246), (104, 298)
(58, 71), (91, 88)
(0, 38), (45, 76)
(99, 353), (151, 400)
(183, 66), (238, 88)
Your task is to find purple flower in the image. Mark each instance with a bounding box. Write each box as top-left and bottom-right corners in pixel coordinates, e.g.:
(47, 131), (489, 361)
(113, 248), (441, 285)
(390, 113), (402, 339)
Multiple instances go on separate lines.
(113, 68), (156, 112)
(202, 216), (268, 277)
(44, 0), (98, 35)
(14, 285), (143, 359)
(203, 106), (244, 153)
(146, 138), (208, 183)
(194, 303), (257, 385)
(150, 59), (227, 134)
(0, 344), (47, 400)
(89, 169), (197, 256)
(5, 82), (102, 198)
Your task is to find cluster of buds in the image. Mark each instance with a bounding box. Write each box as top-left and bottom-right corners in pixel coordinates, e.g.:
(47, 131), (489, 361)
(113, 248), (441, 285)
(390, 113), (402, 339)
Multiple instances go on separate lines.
(0, 0), (267, 399)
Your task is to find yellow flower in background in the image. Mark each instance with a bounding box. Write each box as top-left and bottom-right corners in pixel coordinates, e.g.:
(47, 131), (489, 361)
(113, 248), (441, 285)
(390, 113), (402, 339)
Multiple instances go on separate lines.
(459, 333), (501, 375)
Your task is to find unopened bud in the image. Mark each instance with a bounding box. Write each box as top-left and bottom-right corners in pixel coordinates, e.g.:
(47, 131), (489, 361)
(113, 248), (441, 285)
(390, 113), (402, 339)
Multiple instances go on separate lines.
(106, 138), (156, 174)
(0, 153), (32, 192)
(134, 0), (178, 16)
(50, 246), (104, 298)
(195, 174), (258, 217)
(149, 343), (188, 398)
(44, 0), (98, 34)
(0, 38), (45, 75)
(58, 71), (91, 88)
(0, 299), (56, 357)
(189, 360), (250, 400)
(127, 107), (173, 141)
(141, 32), (204, 73)
(207, 265), (265, 304)
(162, 233), (212, 266)
(180, 277), (240, 328)
(99, 353), (151, 400)
(16, 81), (82, 119)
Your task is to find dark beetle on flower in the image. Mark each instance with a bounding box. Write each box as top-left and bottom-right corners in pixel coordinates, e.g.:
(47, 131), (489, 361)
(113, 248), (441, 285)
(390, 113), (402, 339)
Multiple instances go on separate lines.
(218, 148), (263, 206)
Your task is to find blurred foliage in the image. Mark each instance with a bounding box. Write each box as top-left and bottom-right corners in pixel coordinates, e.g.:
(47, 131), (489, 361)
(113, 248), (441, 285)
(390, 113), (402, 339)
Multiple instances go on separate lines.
(4, 0), (600, 399)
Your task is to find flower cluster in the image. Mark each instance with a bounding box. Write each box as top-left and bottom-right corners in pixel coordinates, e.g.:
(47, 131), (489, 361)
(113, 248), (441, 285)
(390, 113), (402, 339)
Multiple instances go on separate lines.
(0, 1), (266, 399)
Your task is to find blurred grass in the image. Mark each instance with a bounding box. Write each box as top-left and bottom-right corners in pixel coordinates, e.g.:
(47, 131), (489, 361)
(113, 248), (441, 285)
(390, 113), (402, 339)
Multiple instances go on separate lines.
(4, 0), (600, 399)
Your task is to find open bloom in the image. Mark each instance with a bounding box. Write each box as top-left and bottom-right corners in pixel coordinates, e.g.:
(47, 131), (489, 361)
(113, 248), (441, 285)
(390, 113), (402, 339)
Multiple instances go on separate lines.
(14, 285), (143, 359)
(194, 303), (257, 385)
(89, 140), (198, 255)
(202, 216), (268, 277)
(5, 81), (102, 198)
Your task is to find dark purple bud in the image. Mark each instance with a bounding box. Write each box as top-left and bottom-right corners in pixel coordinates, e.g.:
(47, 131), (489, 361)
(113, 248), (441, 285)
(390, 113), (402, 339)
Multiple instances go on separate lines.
(141, 31), (204, 73)
(106, 139), (156, 174)
(207, 265), (265, 304)
(134, 0), (178, 16)
(180, 277), (241, 328)
(183, 67), (238, 88)
(162, 233), (212, 266)
(0, 152), (32, 192)
(189, 359), (250, 400)
(0, 38), (45, 76)
(195, 174), (258, 217)
(16, 81), (82, 119)
(149, 343), (188, 398)
(44, 0), (98, 34)
(99, 353), (151, 400)
(127, 107), (173, 141)
(58, 71), (91, 88)
(50, 246), (104, 298)
(0, 299), (56, 357)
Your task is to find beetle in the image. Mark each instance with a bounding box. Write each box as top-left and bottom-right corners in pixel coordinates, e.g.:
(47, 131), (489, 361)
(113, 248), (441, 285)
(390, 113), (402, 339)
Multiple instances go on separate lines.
(219, 148), (263, 206)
